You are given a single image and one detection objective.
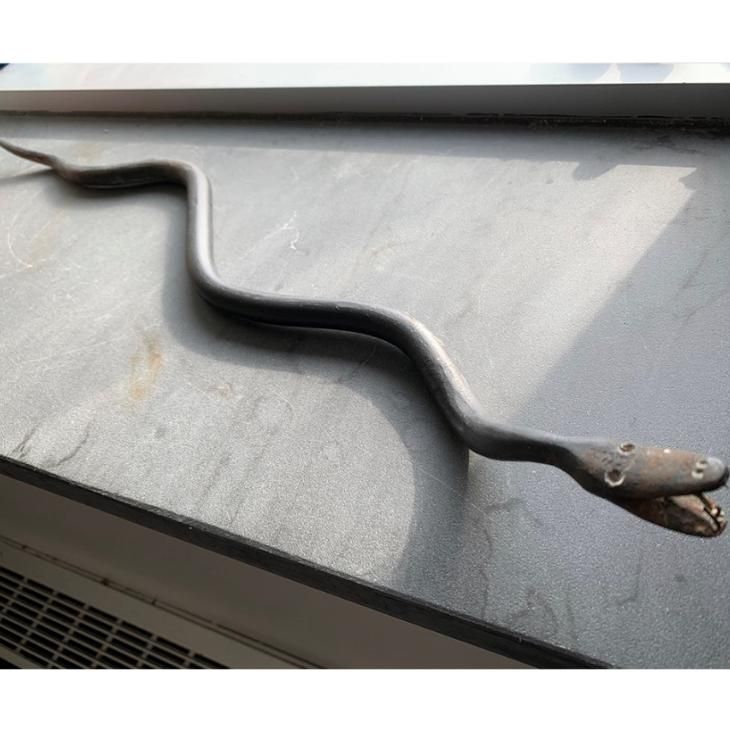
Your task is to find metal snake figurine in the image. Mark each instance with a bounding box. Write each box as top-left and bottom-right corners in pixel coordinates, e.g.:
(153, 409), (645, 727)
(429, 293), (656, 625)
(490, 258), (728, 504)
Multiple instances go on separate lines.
(1, 138), (727, 538)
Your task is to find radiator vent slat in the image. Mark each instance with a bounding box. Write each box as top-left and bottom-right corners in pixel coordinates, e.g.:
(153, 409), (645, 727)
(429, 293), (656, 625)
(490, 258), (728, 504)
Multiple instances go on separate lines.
(0, 582), (204, 668)
(1, 602), (143, 669)
(0, 566), (225, 669)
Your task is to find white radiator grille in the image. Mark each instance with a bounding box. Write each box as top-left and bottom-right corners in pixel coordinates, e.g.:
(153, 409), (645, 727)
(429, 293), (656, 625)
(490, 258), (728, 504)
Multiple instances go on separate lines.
(0, 566), (224, 669)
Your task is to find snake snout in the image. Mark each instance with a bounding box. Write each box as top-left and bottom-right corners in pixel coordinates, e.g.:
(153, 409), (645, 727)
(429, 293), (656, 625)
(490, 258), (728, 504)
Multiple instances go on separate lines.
(567, 441), (729, 500)
(695, 456), (729, 489)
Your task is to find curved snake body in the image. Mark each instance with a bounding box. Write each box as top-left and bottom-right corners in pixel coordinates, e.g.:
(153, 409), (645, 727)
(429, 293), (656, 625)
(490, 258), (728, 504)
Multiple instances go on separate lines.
(1, 138), (726, 537)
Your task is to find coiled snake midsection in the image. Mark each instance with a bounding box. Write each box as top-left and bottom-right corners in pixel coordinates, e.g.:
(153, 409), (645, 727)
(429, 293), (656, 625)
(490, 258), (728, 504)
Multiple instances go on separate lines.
(1, 138), (726, 537)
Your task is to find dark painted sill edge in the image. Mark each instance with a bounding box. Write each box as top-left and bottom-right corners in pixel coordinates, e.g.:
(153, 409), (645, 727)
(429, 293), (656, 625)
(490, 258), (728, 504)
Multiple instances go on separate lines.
(0, 456), (609, 669)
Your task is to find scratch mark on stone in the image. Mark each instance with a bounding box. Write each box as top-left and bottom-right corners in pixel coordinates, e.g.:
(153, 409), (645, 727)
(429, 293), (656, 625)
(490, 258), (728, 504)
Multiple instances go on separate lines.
(5, 196), (34, 270)
(616, 553), (643, 607)
(43, 423), (92, 469)
(505, 588), (560, 639)
(482, 495), (545, 528)
(266, 390), (295, 414)
(206, 381), (235, 399)
(478, 565), (491, 620)
(11, 423), (41, 459)
(413, 463), (499, 532)
(263, 212), (301, 251)
(335, 342), (378, 384)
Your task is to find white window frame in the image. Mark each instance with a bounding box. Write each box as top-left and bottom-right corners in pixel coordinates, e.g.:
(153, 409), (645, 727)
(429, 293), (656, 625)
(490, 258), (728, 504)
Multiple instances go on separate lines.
(0, 63), (729, 120)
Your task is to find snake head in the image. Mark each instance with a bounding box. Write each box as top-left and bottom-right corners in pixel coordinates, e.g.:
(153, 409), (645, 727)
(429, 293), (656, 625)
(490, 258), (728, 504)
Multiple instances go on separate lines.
(560, 440), (728, 537)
